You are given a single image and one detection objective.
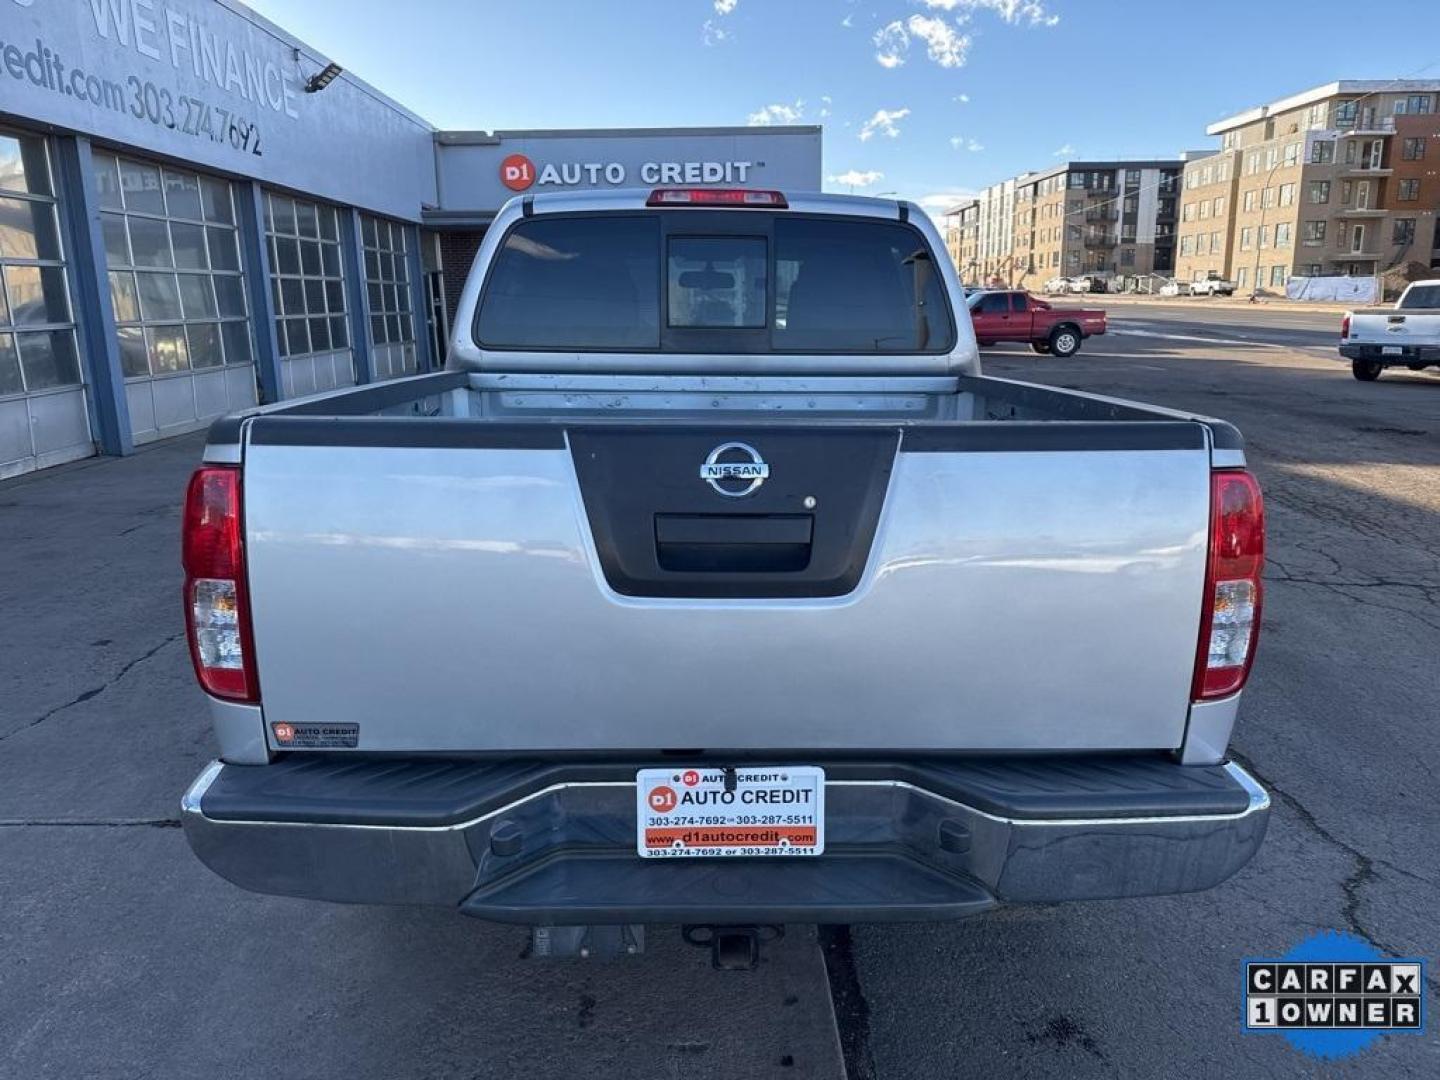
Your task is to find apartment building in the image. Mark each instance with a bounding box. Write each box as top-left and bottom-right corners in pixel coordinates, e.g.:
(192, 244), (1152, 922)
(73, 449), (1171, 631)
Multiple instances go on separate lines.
(944, 161), (1180, 286)
(1179, 80), (1440, 292)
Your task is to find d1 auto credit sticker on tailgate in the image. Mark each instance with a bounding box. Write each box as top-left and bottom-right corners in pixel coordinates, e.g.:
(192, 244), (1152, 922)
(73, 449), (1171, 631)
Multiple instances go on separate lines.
(635, 767), (825, 858)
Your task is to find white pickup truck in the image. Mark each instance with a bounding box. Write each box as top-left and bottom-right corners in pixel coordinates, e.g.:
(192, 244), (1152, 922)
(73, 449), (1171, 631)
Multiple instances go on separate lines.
(179, 188), (1269, 966)
(1340, 280), (1440, 380)
(1190, 274), (1237, 297)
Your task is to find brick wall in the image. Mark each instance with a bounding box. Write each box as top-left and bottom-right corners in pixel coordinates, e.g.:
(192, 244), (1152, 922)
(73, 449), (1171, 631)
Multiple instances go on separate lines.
(437, 230), (487, 332)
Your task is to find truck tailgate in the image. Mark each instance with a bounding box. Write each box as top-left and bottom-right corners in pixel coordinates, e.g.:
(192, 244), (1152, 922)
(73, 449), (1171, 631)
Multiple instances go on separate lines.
(242, 419), (1211, 753)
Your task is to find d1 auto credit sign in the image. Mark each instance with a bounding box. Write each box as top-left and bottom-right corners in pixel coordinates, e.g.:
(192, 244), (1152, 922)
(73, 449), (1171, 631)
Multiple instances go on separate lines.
(635, 767), (824, 858)
(500, 152), (755, 192)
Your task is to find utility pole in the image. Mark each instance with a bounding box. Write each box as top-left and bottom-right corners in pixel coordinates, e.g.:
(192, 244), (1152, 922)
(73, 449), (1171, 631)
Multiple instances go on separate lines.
(1250, 154), (1284, 301)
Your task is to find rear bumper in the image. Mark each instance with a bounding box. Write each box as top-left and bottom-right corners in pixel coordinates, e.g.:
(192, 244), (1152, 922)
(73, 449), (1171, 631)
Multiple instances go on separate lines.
(1340, 343), (1440, 363)
(181, 755), (1269, 925)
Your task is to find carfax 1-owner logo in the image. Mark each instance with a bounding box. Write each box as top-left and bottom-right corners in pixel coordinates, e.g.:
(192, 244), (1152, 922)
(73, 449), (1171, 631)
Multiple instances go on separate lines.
(1244, 931), (1427, 1060)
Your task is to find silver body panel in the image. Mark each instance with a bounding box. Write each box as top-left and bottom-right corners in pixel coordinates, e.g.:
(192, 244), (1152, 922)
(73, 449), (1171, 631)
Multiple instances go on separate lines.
(242, 437), (1210, 752)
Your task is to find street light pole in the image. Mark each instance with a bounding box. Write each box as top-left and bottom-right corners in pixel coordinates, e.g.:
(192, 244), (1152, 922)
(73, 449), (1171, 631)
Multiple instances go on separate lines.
(1250, 156), (1284, 301)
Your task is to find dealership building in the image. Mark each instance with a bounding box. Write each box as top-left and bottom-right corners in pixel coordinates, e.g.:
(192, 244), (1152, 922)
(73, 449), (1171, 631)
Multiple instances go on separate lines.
(0, 0), (821, 479)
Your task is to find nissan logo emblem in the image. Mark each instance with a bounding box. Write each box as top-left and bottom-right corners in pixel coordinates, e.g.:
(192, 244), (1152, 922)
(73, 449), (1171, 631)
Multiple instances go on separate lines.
(699, 442), (769, 498)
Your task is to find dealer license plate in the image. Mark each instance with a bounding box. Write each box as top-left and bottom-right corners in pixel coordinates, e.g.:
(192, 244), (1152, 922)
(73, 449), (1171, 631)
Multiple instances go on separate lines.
(1382, 346), (1403, 356)
(635, 766), (825, 858)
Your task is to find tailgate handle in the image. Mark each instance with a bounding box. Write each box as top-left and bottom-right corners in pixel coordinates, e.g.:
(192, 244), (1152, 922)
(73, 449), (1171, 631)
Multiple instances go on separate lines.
(654, 514), (813, 574)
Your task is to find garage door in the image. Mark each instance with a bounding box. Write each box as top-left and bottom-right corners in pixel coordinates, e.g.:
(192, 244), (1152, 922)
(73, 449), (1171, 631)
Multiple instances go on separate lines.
(360, 214), (418, 380)
(93, 152), (257, 444)
(264, 192), (355, 398)
(0, 130), (92, 480)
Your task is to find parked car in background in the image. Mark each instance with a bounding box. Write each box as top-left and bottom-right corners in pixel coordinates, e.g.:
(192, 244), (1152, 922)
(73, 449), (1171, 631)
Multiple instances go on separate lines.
(1340, 279), (1440, 381)
(177, 188), (1265, 963)
(967, 289), (1107, 356)
(1159, 280), (1192, 297)
(1068, 275), (1109, 294)
(1043, 276), (1072, 295)
(1190, 274), (1237, 297)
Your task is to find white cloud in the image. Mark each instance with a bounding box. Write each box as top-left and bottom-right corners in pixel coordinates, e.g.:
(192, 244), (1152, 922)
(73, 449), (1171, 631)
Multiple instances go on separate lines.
(702, 19), (729, 45)
(916, 189), (980, 216)
(921, 0), (1060, 25)
(1052, 143), (1075, 157)
(875, 14), (972, 69)
(907, 14), (970, 67)
(954, 93), (970, 103)
(714, 0), (738, 13)
(874, 21), (909, 67)
(747, 100), (805, 126)
(841, 13), (854, 28)
(830, 169), (885, 188)
(819, 95), (832, 118)
(858, 107), (910, 142)
(950, 136), (984, 151)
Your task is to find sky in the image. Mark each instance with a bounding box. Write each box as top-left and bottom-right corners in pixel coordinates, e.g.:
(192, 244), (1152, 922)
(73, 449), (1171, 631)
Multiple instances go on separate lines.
(246, 0), (1440, 218)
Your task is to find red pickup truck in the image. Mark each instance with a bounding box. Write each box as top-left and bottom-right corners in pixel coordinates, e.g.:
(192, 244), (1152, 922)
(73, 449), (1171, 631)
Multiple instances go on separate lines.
(967, 290), (1107, 357)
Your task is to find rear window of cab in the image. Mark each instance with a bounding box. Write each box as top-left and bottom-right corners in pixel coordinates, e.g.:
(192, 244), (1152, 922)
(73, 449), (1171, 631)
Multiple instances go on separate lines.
(474, 213), (955, 354)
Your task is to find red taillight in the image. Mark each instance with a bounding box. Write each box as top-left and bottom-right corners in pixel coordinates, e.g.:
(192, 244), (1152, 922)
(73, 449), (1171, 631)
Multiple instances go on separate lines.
(646, 188), (788, 208)
(1192, 470), (1265, 701)
(182, 466), (259, 702)
(1340, 314), (1351, 339)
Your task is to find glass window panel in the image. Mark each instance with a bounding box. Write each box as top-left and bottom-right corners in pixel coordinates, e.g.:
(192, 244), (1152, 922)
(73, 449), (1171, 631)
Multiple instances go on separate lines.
(188, 322), (223, 368)
(222, 320), (252, 366)
(383, 284), (398, 314)
(280, 278), (304, 315)
(162, 170), (203, 219)
(136, 272), (182, 321)
(200, 177), (234, 224)
(214, 275), (246, 319)
(296, 202), (319, 239)
(177, 273), (217, 319)
(370, 314), (386, 344)
(309, 316), (330, 352)
(300, 241), (321, 276)
(17, 329), (80, 389)
(6, 265), (69, 325)
(367, 282), (383, 310)
(379, 253), (395, 282)
(101, 212), (130, 266)
(109, 271), (140, 323)
(304, 279), (325, 314)
(0, 275), (8, 324)
(325, 280), (345, 312)
(275, 237), (300, 275)
(329, 316), (348, 349)
(270, 195), (296, 235)
(146, 325), (189, 373)
(119, 158), (164, 214)
(0, 196), (61, 260)
(263, 194), (274, 233)
(0, 333), (21, 394)
(117, 325), (148, 377)
(321, 243), (340, 277)
(364, 250), (379, 279)
(318, 207), (339, 242)
(93, 153), (124, 210)
(397, 285), (411, 314)
(127, 216), (172, 267)
(170, 222), (209, 269)
(361, 215), (377, 246)
(273, 317), (288, 356)
(0, 134), (51, 196)
(387, 314), (403, 342)
(208, 229), (239, 272)
(285, 317), (309, 354)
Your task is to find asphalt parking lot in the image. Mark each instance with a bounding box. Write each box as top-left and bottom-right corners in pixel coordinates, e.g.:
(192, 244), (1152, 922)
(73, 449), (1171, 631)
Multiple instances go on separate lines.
(2, 305), (1436, 1078)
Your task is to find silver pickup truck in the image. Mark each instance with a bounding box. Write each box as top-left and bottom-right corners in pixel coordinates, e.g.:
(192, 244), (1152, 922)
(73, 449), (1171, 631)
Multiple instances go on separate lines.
(180, 188), (1269, 964)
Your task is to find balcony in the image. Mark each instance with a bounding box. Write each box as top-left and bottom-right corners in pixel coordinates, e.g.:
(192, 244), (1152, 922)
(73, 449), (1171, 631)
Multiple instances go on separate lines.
(1084, 230), (1117, 247)
(1084, 208), (1119, 223)
(1337, 117), (1396, 135)
(1335, 206), (1387, 218)
(1340, 164), (1393, 178)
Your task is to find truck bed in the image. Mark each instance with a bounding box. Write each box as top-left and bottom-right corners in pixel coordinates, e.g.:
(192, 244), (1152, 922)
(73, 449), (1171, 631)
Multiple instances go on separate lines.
(206, 370), (1239, 757)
